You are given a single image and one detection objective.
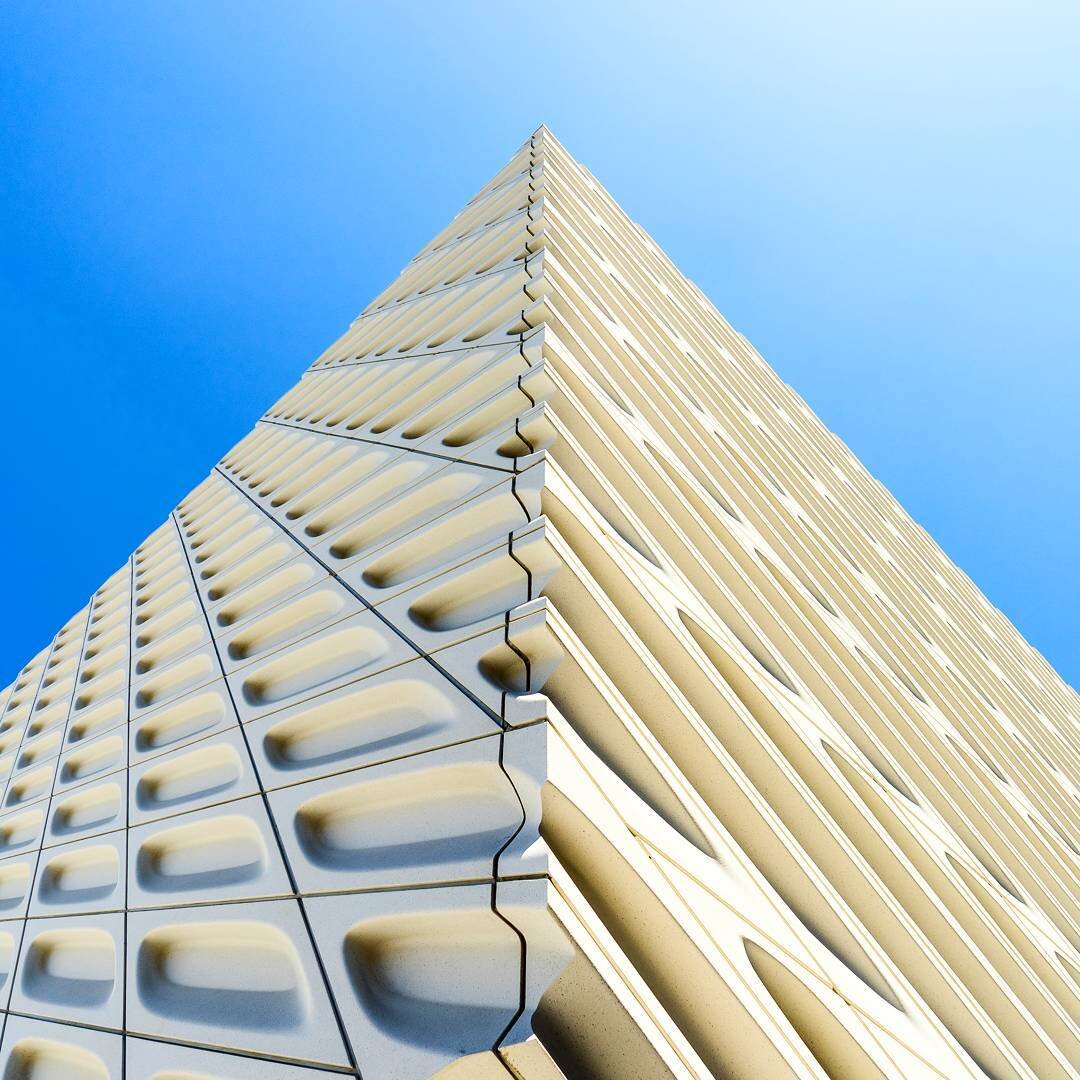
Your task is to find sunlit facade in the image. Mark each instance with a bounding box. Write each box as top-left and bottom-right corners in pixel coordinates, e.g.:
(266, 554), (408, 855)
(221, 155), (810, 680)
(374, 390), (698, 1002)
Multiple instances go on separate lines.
(0, 127), (1076, 1079)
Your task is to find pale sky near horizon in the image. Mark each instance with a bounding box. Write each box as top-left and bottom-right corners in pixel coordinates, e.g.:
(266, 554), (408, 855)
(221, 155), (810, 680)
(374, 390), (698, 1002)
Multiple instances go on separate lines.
(1, 1), (1077, 686)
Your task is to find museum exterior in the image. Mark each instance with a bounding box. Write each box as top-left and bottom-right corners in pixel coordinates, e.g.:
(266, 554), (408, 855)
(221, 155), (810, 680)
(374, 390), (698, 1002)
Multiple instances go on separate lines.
(0, 127), (1075, 1079)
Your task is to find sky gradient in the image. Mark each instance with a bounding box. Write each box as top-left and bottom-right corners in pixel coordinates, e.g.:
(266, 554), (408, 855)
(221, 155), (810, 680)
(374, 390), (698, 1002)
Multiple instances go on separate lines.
(1, 1), (1077, 686)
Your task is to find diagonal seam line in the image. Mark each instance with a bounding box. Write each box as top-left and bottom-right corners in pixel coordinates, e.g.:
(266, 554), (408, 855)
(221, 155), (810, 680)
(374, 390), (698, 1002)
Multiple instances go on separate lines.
(211, 465), (509, 729)
(122, 552), (135, 1077)
(0, 582), (101, 1056)
(169, 512), (362, 1078)
(257, 417), (515, 474)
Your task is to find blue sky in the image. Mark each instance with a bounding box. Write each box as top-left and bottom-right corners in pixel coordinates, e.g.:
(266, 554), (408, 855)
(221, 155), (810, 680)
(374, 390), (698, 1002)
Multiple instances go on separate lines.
(1, 1), (1077, 687)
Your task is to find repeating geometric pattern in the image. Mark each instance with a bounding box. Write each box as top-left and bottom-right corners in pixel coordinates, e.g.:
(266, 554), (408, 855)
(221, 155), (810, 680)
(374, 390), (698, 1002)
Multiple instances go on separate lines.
(0, 126), (1076, 1079)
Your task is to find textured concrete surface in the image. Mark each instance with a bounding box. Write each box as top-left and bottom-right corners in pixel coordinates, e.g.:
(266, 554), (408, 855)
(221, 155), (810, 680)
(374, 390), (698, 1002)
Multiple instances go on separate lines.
(0, 127), (1076, 1079)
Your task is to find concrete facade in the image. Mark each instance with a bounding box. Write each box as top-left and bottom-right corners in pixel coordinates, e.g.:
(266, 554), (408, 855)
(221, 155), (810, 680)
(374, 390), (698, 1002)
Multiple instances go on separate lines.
(0, 126), (1076, 1078)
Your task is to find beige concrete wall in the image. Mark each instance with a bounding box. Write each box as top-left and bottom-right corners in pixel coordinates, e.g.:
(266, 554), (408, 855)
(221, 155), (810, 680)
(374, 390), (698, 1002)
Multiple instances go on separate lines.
(0, 126), (1075, 1079)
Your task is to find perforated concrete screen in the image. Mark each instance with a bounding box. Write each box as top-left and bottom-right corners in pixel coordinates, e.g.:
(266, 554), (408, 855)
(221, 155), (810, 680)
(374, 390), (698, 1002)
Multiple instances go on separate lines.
(0, 127), (1077, 1080)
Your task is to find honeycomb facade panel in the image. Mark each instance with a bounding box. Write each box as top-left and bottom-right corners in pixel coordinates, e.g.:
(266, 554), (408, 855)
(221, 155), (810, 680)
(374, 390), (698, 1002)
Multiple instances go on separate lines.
(0, 126), (1076, 1078)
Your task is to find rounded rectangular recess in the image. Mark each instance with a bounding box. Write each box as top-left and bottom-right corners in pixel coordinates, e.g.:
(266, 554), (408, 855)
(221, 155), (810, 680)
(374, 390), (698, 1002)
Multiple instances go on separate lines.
(55, 732), (127, 792)
(0, 1014), (122, 1080)
(412, 601), (554, 719)
(205, 552), (327, 633)
(132, 618), (209, 681)
(195, 539), (300, 608)
(0, 857), (33, 919)
(31, 833), (126, 917)
(9, 911), (124, 1029)
(366, 516), (553, 656)
(126, 898), (350, 1067)
(301, 457), (472, 560)
(268, 729), (523, 894)
(304, 878), (568, 1079)
(128, 727), (258, 828)
(18, 730), (63, 771)
(45, 772), (127, 848)
(317, 466), (518, 589)
(5, 764), (55, 808)
(215, 576), (356, 675)
(0, 804), (47, 858)
(244, 655), (502, 789)
(127, 793), (291, 909)
(128, 681), (237, 769)
(130, 649), (220, 718)
(66, 695), (126, 747)
(226, 609), (417, 724)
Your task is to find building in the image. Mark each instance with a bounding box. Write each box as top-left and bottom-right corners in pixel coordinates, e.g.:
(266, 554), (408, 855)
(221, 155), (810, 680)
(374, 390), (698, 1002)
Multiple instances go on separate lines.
(0, 127), (1076, 1079)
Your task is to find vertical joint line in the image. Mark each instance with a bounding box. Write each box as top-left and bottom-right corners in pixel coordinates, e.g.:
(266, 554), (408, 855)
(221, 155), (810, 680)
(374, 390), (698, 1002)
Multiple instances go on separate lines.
(488, 718), (530, 1055)
(0, 613), (72, 1052)
(211, 465), (506, 729)
(168, 511), (362, 1078)
(122, 552), (135, 1076)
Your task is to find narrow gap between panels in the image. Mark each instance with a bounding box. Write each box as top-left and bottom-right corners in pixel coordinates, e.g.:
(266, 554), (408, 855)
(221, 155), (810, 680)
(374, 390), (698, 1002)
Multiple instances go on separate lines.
(211, 465), (509, 730)
(169, 513), (363, 1079)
